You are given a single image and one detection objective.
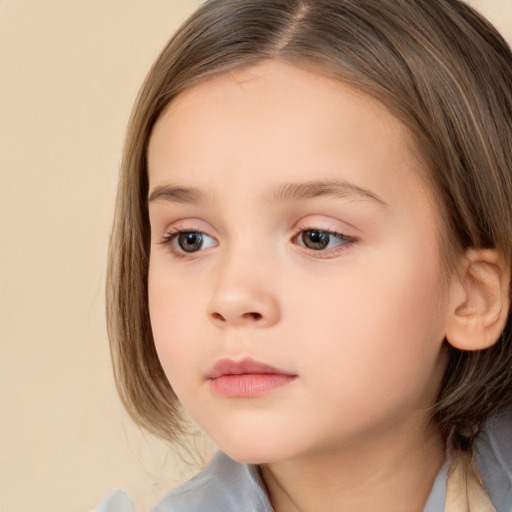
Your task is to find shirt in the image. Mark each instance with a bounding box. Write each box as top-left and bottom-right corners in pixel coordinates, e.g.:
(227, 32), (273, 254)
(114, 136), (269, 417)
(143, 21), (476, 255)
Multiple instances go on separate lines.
(93, 411), (512, 512)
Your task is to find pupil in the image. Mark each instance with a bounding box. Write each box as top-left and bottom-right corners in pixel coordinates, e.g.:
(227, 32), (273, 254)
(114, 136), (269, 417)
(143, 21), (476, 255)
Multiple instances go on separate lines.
(178, 232), (203, 252)
(303, 230), (329, 250)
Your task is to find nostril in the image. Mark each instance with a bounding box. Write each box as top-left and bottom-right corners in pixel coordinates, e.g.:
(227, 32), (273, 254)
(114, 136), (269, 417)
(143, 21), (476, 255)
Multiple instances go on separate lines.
(212, 312), (226, 321)
(209, 311), (263, 323)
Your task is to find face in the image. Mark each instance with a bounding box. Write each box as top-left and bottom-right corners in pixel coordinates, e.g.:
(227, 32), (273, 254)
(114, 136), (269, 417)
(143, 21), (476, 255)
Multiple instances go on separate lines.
(147, 61), (451, 465)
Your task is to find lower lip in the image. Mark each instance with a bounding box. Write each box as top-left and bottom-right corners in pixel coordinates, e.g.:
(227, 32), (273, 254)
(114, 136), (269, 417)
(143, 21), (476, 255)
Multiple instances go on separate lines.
(209, 373), (296, 398)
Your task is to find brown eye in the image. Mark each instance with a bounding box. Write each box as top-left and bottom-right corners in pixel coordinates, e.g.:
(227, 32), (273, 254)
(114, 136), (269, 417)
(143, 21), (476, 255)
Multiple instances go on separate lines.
(160, 229), (217, 256)
(177, 232), (205, 252)
(301, 230), (330, 250)
(298, 229), (352, 251)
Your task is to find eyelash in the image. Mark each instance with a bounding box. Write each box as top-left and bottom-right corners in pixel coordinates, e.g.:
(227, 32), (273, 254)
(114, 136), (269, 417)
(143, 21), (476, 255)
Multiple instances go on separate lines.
(159, 229), (214, 260)
(294, 228), (355, 258)
(159, 227), (356, 259)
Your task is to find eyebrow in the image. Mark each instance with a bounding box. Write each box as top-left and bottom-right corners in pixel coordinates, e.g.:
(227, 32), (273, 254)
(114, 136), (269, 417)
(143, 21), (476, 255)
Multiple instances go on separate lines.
(148, 184), (210, 204)
(271, 179), (388, 208)
(147, 179), (387, 208)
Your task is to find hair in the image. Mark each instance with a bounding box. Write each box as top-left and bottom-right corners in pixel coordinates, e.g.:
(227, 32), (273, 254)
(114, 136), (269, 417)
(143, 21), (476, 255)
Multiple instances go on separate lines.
(107, 0), (512, 454)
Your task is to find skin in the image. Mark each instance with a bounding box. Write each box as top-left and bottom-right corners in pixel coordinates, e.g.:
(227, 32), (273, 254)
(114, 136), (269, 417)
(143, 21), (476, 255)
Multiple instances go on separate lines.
(147, 60), (453, 512)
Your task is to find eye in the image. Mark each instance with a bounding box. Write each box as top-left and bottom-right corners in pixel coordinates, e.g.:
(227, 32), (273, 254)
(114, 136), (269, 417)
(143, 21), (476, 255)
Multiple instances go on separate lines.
(296, 229), (352, 251)
(161, 230), (217, 254)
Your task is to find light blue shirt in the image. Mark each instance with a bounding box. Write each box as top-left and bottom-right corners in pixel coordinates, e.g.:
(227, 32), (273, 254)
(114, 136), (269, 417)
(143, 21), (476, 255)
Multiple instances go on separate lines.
(94, 411), (512, 512)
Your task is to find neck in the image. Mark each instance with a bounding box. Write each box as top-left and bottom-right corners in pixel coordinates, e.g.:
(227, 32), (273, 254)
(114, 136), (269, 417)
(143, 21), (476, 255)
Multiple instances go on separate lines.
(260, 417), (445, 512)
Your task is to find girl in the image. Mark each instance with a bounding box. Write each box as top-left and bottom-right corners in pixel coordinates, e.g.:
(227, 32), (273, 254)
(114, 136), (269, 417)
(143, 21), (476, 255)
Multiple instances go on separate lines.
(99, 0), (512, 510)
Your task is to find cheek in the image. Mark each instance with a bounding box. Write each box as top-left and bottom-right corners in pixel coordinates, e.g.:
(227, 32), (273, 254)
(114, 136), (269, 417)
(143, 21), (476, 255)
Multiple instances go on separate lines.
(289, 239), (447, 404)
(296, 243), (443, 337)
(148, 268), (207, 377)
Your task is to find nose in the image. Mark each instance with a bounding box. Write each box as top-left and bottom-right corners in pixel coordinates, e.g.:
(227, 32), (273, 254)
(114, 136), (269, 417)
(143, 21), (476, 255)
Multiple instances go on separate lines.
(207, 258), (281, 329)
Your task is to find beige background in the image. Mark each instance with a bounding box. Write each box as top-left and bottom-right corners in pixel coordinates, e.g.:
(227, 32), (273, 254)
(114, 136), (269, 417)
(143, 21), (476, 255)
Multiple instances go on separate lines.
(0, 1), (511, 511)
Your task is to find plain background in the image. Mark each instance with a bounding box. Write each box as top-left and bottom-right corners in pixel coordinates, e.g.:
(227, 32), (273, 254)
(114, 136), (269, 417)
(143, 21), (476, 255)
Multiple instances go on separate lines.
(0, 1), (511, 511)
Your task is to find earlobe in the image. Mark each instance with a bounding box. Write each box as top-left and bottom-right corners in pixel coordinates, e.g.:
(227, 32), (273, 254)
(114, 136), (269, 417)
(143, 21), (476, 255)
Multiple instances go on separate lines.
(445, 249), (510, 351)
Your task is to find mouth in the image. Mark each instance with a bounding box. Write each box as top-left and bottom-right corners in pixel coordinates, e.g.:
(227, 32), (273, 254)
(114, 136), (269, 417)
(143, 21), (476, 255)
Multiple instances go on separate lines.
(206, 357), (297, 398)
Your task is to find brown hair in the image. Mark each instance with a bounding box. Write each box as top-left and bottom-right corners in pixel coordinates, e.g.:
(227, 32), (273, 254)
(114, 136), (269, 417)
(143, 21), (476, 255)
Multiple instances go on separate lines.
(107, 0), (512, 452)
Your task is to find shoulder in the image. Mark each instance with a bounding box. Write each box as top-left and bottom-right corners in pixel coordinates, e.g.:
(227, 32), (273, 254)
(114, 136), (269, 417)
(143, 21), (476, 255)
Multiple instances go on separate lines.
(150, 452), (273, 512)
(91, 453), (272, 512)
(477, 409), (512, 512)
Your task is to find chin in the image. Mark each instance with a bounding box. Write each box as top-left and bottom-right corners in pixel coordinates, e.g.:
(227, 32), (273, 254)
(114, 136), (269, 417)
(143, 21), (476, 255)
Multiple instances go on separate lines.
(194, 408), (310, 465)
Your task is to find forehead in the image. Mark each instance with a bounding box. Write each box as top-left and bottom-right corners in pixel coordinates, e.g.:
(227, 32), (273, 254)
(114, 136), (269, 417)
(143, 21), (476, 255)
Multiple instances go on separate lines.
(147, 60), (431, 209)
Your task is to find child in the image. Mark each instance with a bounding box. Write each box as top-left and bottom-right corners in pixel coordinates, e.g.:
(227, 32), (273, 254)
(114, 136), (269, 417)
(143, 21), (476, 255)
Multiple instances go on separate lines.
(99, 0), (512, 510)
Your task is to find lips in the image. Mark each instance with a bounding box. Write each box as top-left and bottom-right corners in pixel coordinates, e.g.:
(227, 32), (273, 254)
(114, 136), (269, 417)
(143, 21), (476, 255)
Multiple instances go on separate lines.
(206, 358), (297, 398)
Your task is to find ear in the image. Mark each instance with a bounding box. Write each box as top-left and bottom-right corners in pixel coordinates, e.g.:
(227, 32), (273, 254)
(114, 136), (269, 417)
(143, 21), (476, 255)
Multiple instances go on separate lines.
(445, 249), (510, 351)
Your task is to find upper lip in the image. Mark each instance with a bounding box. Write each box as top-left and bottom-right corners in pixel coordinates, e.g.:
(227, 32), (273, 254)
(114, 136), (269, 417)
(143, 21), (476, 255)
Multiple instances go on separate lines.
(206, 357), (295, 379)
